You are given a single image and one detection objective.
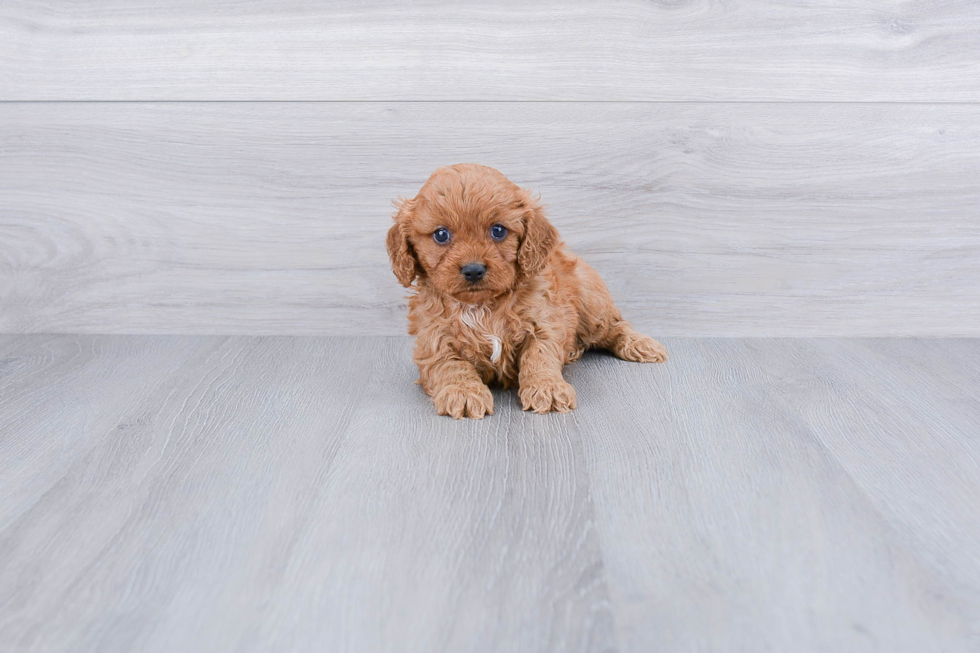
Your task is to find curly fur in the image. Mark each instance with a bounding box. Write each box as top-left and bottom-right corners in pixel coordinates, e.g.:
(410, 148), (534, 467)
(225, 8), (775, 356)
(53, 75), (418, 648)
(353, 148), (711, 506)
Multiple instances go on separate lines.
(387, 163), (667, 418)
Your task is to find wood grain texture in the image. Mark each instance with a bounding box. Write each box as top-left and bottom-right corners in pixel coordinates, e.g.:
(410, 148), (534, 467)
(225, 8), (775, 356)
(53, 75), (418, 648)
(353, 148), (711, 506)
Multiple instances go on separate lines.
(0, 335), (615, 653)
(2, 335), (978, 651)
(0, 336), (383, 652)
(2, 0), (979, 101)
(3, 102), (979, 337)
(567, 339), (980, 652)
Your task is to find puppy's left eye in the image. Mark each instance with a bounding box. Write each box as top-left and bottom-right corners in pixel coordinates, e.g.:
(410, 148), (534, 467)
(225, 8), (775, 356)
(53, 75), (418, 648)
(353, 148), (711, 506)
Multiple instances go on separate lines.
(490, 224), (508, 240)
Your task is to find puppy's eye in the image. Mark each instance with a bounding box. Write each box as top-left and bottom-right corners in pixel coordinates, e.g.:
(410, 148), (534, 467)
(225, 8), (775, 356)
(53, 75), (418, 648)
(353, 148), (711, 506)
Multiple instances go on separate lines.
(432, 227), (451, 244)
(490, 224), (508, 241)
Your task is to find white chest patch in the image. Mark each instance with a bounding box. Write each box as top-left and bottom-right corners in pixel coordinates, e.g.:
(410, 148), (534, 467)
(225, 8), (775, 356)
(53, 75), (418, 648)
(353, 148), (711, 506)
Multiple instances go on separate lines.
(457, 303), (503, 364)
(458, 303), (489, 331)
(487, 335), (502, 363)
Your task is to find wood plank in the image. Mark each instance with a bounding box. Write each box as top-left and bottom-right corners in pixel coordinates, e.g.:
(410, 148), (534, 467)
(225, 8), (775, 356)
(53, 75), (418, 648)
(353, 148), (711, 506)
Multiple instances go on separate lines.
(569, 339), (980, 651)
(0, 335), (615, 652)
(750, 339), (980, 594)
(240, 338), (615, 652)
(0, 336), (382, 652)
(0, 335), (223, 530)
(2, 0), (979, 101)
(2, 102), (978, 336)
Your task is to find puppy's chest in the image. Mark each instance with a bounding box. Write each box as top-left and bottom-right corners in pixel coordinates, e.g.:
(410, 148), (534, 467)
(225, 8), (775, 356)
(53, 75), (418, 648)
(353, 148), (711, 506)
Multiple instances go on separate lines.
(453, 305), (525, 376)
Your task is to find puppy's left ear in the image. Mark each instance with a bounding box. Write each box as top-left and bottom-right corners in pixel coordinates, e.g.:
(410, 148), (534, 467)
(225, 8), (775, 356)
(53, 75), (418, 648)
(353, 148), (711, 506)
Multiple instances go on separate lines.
(517, 191), (559, 281)
(386, 198), (422, 287)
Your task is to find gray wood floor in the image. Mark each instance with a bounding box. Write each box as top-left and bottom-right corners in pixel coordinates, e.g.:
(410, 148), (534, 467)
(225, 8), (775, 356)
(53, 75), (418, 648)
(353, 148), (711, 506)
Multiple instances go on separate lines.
(2, 335), (978, 652)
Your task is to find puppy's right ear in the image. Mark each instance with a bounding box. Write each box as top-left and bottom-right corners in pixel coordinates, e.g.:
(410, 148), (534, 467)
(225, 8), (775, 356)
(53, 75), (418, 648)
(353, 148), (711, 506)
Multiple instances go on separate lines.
(386, 198), (421, 287)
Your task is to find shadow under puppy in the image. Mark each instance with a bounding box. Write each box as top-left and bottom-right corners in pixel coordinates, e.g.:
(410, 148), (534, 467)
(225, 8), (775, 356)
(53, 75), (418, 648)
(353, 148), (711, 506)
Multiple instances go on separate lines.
(387, 163), (667, 418)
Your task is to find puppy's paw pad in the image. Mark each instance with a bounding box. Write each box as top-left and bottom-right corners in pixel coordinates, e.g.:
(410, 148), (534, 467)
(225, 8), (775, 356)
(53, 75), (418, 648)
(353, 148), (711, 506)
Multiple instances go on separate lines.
(617, 336), (668, 363)
(433, 384), (494, 419)
(519, 378), (577, 414)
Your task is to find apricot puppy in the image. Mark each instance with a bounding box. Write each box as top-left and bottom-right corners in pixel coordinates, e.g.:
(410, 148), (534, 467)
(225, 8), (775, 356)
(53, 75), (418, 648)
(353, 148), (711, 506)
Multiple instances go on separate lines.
(386, 164), (667, 419)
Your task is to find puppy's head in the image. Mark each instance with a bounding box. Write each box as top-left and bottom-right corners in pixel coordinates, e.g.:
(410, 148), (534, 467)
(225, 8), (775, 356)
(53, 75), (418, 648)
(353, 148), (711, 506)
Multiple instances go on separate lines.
(387, 164), (559, 303)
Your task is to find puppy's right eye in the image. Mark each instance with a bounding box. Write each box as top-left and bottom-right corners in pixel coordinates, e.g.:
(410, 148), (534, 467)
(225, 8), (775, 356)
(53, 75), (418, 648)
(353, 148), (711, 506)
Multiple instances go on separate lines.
(433, 227), (451, 244)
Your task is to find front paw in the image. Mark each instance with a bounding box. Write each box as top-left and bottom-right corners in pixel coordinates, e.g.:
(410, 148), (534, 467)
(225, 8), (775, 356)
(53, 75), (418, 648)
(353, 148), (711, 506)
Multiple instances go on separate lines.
(519, 377), (577, 414)
(432, 383), (494, 419)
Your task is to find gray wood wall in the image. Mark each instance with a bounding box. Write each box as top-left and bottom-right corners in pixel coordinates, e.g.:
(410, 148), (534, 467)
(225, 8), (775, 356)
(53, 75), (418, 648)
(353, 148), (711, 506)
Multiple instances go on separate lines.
(2, 1), (979, 336)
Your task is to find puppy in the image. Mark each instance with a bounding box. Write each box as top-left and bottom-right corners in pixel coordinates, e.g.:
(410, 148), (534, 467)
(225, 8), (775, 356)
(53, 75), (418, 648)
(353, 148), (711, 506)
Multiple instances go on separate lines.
(386, 164), (667, 418)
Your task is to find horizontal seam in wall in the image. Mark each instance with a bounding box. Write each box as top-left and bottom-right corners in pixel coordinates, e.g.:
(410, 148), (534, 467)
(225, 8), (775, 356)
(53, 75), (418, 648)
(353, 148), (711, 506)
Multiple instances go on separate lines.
(1, 100), (979, 105)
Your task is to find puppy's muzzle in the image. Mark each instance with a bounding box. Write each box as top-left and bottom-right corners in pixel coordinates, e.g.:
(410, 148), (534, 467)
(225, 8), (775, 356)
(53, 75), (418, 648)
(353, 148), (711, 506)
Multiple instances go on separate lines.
(460, 263), (487, 284)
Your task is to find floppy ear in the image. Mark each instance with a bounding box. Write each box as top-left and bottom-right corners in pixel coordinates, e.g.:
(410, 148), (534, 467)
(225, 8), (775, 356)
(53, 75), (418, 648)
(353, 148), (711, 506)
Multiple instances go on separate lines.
(386, 198), (421, 287)
(517, 192), (559, 281)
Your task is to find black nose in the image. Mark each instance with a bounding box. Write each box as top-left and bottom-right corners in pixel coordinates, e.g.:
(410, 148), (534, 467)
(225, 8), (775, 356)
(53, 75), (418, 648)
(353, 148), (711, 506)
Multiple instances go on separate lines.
(461, 263), (487, 283)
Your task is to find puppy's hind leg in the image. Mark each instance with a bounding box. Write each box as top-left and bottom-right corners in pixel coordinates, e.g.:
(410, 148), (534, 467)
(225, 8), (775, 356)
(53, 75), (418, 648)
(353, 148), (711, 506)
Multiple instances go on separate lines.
(576, 262), (667, 363)
(601, 319), (668, 363)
